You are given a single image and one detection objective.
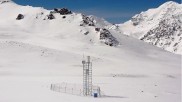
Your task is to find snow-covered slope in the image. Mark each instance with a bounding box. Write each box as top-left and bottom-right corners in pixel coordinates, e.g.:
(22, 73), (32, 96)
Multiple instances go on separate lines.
(0, 0), (119, 47)
(0, 1), (181, 102)
(119, 1), (182, 54)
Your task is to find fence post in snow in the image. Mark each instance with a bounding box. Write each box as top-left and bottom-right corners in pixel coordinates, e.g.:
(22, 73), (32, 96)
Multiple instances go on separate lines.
(59, 85), (61, 92)
(50, 84), (52, 90)
(80, 89), (82, 96)
(65, 87), (66, 93)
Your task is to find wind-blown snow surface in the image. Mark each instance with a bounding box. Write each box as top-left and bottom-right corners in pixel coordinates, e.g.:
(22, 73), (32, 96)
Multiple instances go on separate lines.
(0, 1), (181, 102)
(119, 1), (182, 54)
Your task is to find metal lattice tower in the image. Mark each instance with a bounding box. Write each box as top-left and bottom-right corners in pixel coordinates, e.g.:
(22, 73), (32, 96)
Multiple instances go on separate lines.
(82, 56), (92, 96)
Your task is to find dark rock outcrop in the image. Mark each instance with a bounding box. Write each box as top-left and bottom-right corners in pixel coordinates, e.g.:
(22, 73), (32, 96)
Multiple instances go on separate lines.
(84, 31), (89, 35)
(95, 28), (100, 32)
(80, 15), (95, 26)
(140, 18), (182, 52)
(99, 28), (119, 46)
(62, 16), (66, 19)
(0, 0), (10, 4)
(53, 8), (72, 15)
(16, 14), (24, 20)
(47, 13), (55, 20)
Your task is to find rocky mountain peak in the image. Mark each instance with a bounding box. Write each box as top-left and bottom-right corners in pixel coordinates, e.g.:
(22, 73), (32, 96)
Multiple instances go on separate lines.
(119, 1), (182, 54)
(0, 0), (12, 4)
(159, 1), (179, 8)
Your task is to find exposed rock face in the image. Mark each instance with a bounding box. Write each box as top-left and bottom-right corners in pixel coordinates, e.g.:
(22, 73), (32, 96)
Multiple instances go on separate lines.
(0, 0), (11, 4)
(45, 8), (71, 20)
(141, 17), (182, 53)
(16, 14), (24, 20)
(97, 28), (119, 46)
(62, 16), (66, 19)
(47, 13), (55, 20)
(120, 1), (182, 54)
(84, 31), (89, 35)
(131, 14), (144, 26)
(80, 15), (95, 26)
(53, 8), (72, 15)
(95, 28), (100, 32)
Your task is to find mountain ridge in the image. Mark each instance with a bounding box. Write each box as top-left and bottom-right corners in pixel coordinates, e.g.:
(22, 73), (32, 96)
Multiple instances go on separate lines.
(0, 1), (180, 102)
(0, 1), (181, 54)
(0, 1), (120, 47)
(119, 1), (182, 54)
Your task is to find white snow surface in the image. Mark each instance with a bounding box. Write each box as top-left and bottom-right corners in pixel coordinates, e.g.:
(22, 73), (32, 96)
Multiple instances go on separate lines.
(0, 1), (181, 102)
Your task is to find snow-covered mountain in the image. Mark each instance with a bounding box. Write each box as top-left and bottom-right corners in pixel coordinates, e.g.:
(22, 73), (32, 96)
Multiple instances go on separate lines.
(119, 1), (182, 54)
(0, 1), (181, 102)
(0, 0), (119, 47)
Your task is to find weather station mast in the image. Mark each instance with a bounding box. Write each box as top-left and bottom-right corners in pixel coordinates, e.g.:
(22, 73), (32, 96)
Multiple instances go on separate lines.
(82, 56), (92, 96)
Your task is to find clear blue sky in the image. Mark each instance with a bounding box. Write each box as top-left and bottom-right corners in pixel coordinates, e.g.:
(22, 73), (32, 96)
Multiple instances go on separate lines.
(13, 0), (181, 24)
